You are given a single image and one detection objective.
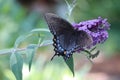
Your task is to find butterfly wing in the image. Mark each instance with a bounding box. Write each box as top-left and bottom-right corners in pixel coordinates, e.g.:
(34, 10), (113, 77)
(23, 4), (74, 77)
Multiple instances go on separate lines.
(58, 30), (76, 50)
(44, 13), (93, 59)
(75, 31), (93, 50)
(44, 13), (73, 35)
(59, 30), (93, 51)
(45, 13), (76, 50)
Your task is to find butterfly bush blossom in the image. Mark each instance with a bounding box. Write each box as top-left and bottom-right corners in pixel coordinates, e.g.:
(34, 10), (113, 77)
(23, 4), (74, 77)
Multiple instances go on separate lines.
(72, 17), (110, 49)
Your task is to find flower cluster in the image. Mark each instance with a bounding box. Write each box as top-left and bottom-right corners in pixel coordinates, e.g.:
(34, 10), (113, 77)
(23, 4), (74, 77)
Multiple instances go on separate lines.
(72, 17), (110, 48)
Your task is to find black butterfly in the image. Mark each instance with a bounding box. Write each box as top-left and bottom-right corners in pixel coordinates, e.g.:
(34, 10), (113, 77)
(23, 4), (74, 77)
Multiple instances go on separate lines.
(44, 13), (93, 60)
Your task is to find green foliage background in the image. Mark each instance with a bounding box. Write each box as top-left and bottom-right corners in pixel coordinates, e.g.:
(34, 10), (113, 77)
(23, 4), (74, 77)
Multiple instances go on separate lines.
(0, 0), (120, 80)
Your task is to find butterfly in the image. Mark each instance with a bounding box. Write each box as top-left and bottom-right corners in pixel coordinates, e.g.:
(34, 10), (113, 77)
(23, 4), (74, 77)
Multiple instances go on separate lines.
(44, 13), (93, 60)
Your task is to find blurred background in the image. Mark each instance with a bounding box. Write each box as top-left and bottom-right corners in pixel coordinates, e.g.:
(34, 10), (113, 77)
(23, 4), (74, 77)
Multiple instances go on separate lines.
(0, 0), (120, 80)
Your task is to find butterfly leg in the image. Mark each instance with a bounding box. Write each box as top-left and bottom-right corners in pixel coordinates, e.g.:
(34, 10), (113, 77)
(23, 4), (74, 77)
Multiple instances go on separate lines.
(89, 50), (100, 59)
(90, 47), (96, 52)
(83, 49), (100, 59)
(51, 52), (57, 61)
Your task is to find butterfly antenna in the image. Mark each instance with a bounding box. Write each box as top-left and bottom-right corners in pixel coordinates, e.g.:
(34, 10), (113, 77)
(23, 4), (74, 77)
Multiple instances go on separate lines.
(51, 53), (57, 61)
(91, 50), (100, 59)
(82, 51), (94, 64)
(87, 56), (94, 64)
(90, 47), (96, 52)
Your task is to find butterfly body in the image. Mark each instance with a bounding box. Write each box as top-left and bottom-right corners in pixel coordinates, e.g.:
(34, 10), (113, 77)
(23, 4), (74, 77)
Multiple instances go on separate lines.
(45, 13), (93, 60)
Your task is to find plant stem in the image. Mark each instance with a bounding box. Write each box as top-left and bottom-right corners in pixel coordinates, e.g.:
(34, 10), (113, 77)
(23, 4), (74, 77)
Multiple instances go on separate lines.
(0, 42), (53, 55)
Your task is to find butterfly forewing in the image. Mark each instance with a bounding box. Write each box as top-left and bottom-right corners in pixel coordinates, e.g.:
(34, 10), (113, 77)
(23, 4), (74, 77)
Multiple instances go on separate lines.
(44, 13), (73, 35)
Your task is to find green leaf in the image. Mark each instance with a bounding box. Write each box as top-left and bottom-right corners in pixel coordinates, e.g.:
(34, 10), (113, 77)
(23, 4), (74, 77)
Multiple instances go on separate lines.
(30, 28), (51, 38)
(64, 56), (74, 76)
(14, 33), (32, 48)
(30, 28), (50, 33)
(14, 28), (50, 48)
(65, 0), (76, 22)
(26, 44), (37, 71)
(39, 40), (53, 47)
(65, 0), (76, 14)
(10, 52), (23, 80)
(65, 0), (71, 11)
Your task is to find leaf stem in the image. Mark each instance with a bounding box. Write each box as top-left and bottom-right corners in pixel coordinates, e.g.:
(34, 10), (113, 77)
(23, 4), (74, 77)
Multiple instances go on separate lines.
(0, 42), (53, 55)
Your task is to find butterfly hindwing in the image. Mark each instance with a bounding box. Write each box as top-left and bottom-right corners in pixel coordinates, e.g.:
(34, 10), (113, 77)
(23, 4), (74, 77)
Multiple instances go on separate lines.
(58, 30), (93, 51)
(75, 31), (93, 50)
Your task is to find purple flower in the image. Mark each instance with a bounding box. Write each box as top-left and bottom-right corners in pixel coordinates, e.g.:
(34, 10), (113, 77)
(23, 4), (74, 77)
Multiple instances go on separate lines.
(72, 17), (110, 48)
